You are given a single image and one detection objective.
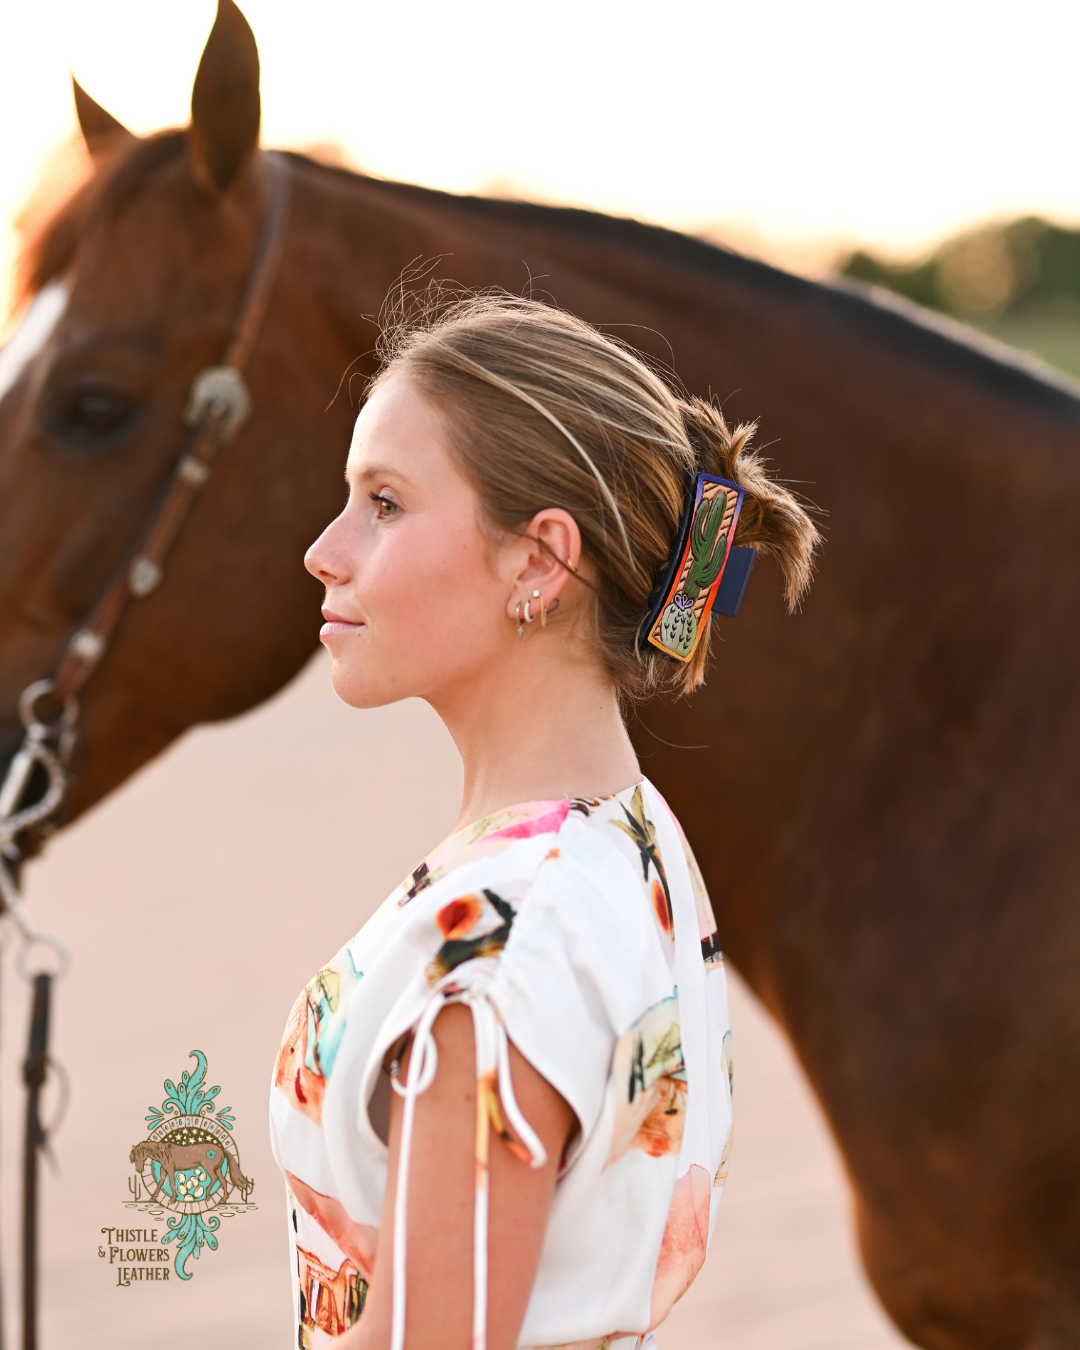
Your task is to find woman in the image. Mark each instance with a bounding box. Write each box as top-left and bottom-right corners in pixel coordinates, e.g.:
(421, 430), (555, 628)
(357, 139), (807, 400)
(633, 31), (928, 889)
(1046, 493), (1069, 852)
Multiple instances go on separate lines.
(270, 293), (819, 1350)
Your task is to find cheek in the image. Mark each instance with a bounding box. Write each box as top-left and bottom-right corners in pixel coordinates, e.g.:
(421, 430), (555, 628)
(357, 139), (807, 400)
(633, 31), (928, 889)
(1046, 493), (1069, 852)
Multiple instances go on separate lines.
(370, 522), (499, 650)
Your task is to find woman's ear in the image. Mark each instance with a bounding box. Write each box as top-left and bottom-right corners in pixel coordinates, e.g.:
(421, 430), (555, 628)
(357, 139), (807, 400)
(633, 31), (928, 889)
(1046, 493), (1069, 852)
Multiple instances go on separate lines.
(504, 509), (581, 621)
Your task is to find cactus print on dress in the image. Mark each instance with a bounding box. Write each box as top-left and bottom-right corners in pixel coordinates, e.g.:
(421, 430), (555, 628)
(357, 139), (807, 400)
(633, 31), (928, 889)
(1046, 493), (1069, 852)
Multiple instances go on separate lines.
(270, 779), (732, 1349)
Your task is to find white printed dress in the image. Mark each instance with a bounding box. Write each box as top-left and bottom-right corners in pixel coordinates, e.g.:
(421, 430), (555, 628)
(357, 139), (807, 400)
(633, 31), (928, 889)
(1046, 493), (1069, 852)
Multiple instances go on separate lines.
(269, 778), (734, 1349)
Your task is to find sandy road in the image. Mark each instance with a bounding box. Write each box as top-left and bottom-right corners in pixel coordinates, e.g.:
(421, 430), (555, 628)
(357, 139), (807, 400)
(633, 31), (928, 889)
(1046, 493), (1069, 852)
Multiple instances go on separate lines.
(0, 652), (910, 1349)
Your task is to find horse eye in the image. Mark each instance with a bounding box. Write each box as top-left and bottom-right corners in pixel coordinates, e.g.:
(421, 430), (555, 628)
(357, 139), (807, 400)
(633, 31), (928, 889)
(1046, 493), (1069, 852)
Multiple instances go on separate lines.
(60, 388), (136, 437)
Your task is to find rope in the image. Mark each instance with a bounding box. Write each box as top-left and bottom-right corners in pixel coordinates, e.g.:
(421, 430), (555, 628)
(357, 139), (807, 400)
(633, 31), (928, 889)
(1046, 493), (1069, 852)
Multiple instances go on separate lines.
(21, 973), (50, 1350)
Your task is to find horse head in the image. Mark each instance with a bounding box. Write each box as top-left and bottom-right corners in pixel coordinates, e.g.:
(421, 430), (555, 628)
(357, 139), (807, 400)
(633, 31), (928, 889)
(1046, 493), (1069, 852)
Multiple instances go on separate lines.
(0, 0), (361, 852)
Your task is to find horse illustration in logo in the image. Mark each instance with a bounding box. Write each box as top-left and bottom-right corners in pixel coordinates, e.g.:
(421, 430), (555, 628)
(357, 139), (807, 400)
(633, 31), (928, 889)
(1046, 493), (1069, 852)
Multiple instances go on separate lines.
(130, 1126), (252, 1206)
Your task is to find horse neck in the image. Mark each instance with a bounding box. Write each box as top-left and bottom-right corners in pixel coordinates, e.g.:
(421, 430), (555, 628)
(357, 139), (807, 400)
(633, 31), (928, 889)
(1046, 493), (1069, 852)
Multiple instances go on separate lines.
(281, 153), (1080, 470)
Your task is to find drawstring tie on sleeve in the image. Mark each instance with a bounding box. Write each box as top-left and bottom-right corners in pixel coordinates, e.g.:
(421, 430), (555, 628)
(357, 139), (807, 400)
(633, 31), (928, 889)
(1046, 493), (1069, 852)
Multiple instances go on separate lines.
(390, 977), (547, 1350)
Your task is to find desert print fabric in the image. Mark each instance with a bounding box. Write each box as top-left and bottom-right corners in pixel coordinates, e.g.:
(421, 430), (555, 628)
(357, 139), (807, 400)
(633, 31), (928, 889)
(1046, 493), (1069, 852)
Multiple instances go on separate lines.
(269, 779), (733, 1349)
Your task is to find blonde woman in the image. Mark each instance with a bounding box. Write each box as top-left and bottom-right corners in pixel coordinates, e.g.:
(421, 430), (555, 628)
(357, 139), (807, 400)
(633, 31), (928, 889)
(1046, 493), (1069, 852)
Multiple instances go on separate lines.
(270, 293), (818, 1350)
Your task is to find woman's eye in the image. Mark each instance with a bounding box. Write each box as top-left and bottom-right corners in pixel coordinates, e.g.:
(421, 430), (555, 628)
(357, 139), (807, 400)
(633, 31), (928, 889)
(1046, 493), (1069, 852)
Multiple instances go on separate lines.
(371, 494), (400, 519)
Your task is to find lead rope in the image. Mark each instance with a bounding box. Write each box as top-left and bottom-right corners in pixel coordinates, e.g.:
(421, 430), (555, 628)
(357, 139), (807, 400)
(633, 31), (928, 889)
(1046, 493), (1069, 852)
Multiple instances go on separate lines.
(389, 979), (547, 1350)
(15, 921), (69, 1350)
(0, 690), (72, 1350)
(0, 149), (291, 1350)
(22, 973), (50, 1350)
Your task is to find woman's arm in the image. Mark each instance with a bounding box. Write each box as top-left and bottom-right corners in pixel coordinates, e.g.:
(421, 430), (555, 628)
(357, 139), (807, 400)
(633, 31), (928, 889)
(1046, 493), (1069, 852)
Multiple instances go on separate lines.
(337, 1003), (576, 1350)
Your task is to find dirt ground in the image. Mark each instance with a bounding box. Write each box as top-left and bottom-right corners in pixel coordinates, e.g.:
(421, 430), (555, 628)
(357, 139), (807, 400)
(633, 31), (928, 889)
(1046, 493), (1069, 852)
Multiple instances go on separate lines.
(0, 652), (911, 1349)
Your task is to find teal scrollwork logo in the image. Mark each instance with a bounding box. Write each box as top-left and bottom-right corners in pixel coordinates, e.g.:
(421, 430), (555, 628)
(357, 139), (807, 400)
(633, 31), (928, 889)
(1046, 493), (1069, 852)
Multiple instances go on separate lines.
(125, 1050), (256, 1280)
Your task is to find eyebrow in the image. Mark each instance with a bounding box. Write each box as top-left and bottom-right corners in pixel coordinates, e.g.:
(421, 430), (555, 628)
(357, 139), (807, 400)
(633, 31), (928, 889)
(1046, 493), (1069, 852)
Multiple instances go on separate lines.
(344, 460), (415, 488)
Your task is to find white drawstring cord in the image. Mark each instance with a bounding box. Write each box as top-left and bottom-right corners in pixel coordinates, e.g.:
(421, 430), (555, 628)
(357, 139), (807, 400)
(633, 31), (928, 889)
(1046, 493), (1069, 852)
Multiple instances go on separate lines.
(389, 978), (547, 1350)
(495, 1019), (547, 1160)
(472, 997), (495, 1350)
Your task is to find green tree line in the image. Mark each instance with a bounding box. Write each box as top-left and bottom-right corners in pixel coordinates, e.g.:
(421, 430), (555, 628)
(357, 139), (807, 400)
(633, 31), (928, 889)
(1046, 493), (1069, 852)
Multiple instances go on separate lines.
(839, 218), (1080, 378)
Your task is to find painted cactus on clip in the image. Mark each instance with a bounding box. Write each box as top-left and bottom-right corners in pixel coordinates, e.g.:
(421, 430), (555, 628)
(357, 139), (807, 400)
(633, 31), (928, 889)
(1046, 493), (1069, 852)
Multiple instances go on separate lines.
(658, 490), (730, 657)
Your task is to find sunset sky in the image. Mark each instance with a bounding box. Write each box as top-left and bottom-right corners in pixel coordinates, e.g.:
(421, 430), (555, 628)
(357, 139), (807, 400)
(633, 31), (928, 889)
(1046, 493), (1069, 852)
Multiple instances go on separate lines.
(2, 0), (1078, 309)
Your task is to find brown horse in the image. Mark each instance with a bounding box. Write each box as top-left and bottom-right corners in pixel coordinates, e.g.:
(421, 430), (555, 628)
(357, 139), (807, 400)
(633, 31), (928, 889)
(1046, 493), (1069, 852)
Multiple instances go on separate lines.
(131, 1135), (252, 1204)
(2, 4), (1079, 1348)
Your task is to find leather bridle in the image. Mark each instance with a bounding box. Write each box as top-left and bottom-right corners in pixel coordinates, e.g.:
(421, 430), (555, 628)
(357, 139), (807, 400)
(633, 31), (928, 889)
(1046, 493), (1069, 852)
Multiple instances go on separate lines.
(0, 148), (291, 1350)
(0, 150), (291, 918)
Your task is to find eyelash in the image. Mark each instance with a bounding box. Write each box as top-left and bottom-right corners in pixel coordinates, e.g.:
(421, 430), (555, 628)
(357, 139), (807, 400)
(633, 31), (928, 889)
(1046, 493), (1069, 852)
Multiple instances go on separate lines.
(369, 492), (399, 520)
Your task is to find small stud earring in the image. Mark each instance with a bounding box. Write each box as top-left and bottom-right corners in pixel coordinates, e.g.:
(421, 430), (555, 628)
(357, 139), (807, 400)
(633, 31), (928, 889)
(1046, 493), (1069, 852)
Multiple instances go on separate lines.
(532, 589), (546, 627)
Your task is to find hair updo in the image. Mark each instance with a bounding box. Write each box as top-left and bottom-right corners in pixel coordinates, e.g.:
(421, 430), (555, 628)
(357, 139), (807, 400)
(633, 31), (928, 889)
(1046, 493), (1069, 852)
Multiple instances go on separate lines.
(371, 289), (820, 703)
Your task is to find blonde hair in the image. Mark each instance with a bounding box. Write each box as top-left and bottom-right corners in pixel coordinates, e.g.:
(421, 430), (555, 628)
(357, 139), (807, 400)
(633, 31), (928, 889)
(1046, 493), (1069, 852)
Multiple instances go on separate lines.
(372, 289), (820, 702)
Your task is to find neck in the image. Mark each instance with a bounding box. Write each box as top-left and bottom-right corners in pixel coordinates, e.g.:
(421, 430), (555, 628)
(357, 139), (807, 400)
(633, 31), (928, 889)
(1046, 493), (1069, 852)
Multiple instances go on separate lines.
(430, 636), (641, 831)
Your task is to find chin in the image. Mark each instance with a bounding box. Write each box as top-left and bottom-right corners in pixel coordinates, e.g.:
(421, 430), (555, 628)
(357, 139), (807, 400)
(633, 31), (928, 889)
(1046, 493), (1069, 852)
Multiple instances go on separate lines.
(329, 661), (401, 711)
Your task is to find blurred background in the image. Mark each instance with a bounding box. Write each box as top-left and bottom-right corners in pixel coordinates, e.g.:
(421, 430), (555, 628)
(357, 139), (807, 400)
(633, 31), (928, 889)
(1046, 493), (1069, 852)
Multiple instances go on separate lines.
(2, 0), (1077, 1345)
(6, 0), (1080, 374)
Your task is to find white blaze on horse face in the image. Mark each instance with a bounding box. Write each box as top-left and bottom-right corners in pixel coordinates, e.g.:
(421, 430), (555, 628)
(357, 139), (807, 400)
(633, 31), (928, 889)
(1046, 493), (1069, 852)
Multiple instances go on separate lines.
(0, 281), (69, 406)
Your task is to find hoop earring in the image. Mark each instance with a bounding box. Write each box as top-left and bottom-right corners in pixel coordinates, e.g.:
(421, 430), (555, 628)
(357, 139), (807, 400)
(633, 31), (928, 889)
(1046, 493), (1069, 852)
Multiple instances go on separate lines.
(566, 557), (578, 574)
(515, 601), (525, 639)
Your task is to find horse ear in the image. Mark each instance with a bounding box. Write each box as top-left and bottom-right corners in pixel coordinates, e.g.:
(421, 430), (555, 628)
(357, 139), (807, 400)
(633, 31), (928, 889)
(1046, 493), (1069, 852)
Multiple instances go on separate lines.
(189, 0), (261, 194)
(72, 76), (134, 159)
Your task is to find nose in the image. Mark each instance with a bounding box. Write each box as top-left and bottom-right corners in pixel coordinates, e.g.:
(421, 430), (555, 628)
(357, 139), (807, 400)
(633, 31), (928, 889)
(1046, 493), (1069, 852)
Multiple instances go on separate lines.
(303, 516), (350, 586)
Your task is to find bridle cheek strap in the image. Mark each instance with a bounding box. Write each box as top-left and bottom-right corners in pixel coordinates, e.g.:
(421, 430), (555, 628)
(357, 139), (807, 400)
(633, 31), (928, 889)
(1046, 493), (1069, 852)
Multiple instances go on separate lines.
(54, 149), (292, 704)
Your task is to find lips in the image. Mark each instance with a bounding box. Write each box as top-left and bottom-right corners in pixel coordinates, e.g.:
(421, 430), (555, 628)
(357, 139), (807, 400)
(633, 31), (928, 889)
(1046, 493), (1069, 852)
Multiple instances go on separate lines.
(320, 608), (363, 639)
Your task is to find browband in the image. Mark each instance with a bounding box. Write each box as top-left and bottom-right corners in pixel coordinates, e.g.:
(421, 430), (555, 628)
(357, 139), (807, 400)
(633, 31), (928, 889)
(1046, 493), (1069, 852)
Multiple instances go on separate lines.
(641, 473), (757, 664)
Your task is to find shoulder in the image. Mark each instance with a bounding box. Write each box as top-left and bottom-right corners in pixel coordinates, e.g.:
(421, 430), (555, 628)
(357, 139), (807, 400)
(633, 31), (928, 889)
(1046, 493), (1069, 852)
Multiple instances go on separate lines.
(419, 794), (662, 947)
(397, 801), (654, 974)
(396, 794), (646, 923)
(353, 790), (683, 1150)
(384, 790), (676, 1040)
(408, 785), (690, 964)
(363, 783), (701, 998)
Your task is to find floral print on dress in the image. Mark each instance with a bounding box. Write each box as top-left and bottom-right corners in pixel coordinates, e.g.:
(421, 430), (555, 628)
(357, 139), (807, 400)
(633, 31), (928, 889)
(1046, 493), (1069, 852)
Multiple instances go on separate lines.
(714, 1029), (735, 1186)
(611, 785), (673, 937)
(399, 800), (572, 906)
(274, 944), (362, 1126)
(670, 814), (724, 966)
(270, 780), (731, 1350)
(607, 996), (686, 1168)
(426, 889), (515, 983)
(649, 1163), (712, 1326)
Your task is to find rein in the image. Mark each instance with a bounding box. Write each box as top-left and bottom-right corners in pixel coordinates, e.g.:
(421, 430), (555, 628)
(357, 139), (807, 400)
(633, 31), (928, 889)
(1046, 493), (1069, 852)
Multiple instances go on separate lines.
(0, 149), (291, 1350)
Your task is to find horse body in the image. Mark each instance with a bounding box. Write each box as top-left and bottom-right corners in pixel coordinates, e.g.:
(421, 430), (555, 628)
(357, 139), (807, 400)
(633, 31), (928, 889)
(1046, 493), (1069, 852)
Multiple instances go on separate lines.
(130, 1137), (252, 1203)
(3, 7), (1079, 1347)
